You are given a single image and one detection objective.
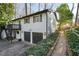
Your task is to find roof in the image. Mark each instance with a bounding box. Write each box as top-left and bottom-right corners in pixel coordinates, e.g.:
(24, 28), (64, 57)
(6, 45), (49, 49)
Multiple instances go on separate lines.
(12, 9), (49, 21)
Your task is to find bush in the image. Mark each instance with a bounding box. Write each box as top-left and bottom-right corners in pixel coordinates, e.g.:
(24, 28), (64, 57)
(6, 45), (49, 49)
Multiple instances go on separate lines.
(66, 28), (79, 55)
(25, 31), (59, 56)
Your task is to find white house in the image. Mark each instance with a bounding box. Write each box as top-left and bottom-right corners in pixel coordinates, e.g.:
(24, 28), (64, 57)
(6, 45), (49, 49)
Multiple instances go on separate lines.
(10, 9), (58, 44)
(3, 3), (58, 44)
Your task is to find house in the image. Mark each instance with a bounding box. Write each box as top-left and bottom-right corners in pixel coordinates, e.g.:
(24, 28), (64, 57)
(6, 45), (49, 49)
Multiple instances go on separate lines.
(2, 3), (58, 44)
(9, 9), (58, 44)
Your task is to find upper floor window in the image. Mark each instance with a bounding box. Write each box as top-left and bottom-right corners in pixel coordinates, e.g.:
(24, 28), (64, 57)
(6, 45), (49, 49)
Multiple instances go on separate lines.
(24, 18), (30, 23)
(33, 14), (42, 23)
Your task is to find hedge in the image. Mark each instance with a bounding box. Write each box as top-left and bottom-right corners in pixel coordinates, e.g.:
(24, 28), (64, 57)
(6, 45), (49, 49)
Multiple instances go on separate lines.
(25, 31), (59, 56)
(66, 28), (79, 56)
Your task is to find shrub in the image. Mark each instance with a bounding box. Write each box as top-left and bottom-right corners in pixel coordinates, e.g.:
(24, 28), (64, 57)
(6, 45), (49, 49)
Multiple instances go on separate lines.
(66, 28), (79, 55)
(25, 31), (59, 56)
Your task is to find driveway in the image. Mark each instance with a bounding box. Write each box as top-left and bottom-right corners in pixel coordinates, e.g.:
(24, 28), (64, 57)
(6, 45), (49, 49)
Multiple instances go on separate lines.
(0, 40), (33, 56)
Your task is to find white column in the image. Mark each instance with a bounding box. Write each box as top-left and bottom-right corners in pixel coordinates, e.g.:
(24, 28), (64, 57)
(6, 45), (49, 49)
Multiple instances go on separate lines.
(30, 31), (33, 44)
(43, 32), (46, 39)
(21, 31), (24, 41)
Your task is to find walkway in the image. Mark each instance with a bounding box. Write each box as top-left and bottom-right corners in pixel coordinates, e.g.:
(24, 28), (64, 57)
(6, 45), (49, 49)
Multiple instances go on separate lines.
(52, 31), (67, 56)
(0, 40), (33, 56)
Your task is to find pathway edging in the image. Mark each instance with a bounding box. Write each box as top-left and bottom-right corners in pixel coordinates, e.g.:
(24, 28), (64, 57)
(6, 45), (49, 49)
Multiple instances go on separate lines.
(47, 36), (59, 56)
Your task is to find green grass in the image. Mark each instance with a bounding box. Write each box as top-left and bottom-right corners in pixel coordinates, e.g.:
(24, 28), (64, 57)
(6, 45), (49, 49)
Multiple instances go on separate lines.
(25, 31), (59, 56)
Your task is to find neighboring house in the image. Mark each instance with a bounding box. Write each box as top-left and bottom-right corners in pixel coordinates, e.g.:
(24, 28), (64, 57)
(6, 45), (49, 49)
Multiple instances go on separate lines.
(10, 9), (58, 44)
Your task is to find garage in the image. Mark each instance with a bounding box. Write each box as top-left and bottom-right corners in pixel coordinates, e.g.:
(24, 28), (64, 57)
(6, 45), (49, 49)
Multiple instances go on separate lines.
(24, 32), (30, 42)
(32, 32), (43, 43)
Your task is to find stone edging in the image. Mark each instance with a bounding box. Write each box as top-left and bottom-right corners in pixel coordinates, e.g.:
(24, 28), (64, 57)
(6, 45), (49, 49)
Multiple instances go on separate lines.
(47, 36), (59, 56)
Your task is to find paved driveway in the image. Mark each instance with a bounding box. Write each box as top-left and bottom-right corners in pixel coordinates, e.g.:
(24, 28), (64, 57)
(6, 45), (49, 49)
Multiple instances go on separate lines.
(0, 40), (33, 56)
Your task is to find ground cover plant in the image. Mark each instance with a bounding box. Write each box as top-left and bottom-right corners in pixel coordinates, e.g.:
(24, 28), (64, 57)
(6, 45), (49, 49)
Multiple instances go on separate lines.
(25, 31), (59, 56)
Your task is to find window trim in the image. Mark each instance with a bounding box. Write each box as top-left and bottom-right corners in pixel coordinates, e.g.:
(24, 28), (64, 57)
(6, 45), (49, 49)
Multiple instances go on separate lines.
(33, 14), (42, 23)
(24, 17), (30, 23)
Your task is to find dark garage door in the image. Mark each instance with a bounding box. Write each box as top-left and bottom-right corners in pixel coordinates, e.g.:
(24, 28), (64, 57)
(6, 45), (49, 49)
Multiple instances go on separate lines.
(32, 32), (43, 43)
(24, 32), (30, 42)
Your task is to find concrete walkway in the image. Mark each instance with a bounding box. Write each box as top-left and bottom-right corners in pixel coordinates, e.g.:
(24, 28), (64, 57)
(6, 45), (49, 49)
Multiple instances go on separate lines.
(0, 40), (33, 56)
(52, 31), (67, 56)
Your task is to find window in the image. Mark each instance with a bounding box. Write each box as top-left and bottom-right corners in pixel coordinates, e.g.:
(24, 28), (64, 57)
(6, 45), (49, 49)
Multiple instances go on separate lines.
(33, 14), (42, 23)
(40, 14), (42, 22)
(24, 18), (30, 23)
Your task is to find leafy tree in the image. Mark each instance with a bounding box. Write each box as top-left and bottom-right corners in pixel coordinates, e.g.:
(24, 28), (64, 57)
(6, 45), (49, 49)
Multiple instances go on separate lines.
(0, 3), (14, 39)
(0, 3), (14, 25)
(56, 4), (73, 30)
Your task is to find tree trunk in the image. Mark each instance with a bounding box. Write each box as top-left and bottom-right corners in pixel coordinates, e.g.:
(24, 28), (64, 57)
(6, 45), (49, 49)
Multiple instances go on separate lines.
(58, 22), (62, 31)
(75, 3), (79, 26)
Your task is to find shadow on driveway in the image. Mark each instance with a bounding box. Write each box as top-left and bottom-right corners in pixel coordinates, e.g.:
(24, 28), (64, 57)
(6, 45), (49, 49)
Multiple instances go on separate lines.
(0, 40), (33, 56)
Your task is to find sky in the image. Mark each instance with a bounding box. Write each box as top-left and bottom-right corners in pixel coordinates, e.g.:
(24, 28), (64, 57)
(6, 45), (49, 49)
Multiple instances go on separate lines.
(68, 3), (77, 22)
(52, 3), (77, 17)
(31, 3), (77, 18)
(15, 3), (78, 22)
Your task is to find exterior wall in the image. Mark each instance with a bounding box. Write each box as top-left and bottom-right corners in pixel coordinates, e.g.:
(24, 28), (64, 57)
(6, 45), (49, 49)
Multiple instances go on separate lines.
(46, 12), (57, 37)
(20, 19), (25, 41)
(47, 12), (51, 35)
(50, 12), (57, 33)
(21, 14), (46, 32)
(11, 12), (57, 43)
(21, 13), (47, 42)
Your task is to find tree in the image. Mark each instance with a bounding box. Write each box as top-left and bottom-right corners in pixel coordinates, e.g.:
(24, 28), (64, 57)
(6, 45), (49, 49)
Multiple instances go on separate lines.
(75, 3), (79, 26)
(0, 3), (14, 40)
(56, 4), (73, 31)
(0, 3), (14, 25)
(71, 3), (74, 12)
